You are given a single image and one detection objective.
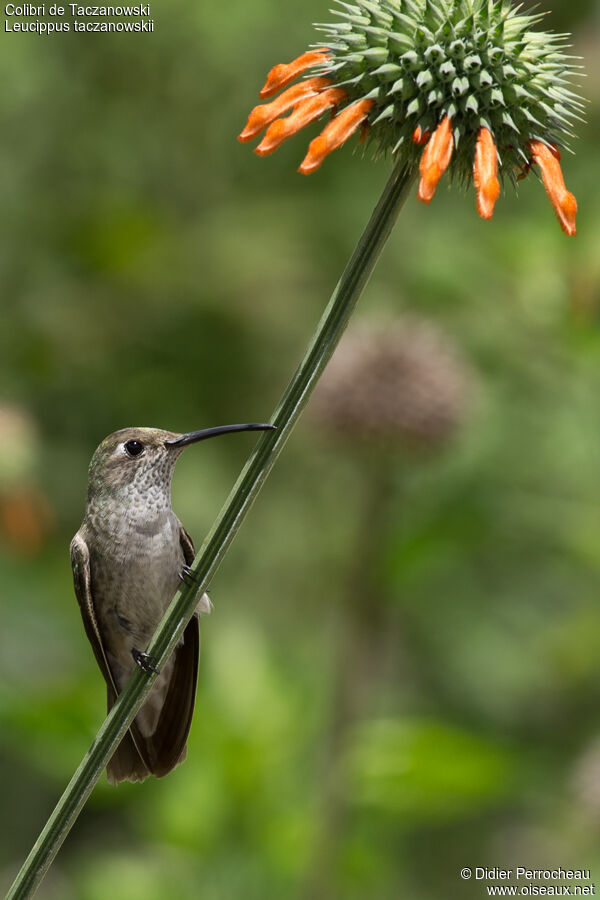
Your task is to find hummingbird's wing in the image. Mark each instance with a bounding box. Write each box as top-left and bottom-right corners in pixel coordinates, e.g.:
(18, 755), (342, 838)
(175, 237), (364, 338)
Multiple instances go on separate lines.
(70, 531), (150, 783)
(179, 523), (195, 568)
(70, 531), (116, 690)
(141, 523), (200, 777)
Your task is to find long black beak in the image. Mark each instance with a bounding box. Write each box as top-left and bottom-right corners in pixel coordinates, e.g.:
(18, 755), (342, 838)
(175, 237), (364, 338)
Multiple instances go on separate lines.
(165, 423), (275, 448)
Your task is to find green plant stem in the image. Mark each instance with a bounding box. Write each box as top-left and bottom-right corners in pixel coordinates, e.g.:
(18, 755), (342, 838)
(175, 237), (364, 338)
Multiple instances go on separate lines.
(6, 158), (416, 900)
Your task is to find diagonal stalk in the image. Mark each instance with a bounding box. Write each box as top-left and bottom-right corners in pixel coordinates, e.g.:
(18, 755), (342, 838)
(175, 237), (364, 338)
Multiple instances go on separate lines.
(6, 158), (416, 900)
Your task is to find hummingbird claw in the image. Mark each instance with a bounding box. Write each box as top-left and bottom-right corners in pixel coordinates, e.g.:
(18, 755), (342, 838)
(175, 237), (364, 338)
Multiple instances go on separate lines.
(132, 648), (160, 675)
(179, 564), (200, 587)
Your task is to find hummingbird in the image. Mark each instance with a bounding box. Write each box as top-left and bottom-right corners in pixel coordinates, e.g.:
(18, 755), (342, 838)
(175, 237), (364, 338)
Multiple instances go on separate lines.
(70, 422), (274, 784)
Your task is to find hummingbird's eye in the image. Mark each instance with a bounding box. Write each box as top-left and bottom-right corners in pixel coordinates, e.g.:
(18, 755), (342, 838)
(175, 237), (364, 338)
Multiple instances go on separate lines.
(124, 440), (144, 458)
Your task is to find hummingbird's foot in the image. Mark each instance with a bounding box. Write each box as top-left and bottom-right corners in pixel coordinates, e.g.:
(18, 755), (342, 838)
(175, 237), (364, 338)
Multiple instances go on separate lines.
(132, 647), (161, 675)
(179, 564), (200, 587)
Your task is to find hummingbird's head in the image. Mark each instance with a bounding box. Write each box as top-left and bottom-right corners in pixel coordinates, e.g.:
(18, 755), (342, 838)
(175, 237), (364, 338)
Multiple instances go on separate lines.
(86, 423), (275, 504)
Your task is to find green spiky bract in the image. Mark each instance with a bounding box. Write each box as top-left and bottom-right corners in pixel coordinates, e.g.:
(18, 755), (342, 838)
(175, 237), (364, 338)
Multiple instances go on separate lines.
(314, 0), (583, 180)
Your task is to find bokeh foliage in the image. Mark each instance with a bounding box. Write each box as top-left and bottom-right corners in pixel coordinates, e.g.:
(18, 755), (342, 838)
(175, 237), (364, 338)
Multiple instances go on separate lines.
(1, 0), (600, 897)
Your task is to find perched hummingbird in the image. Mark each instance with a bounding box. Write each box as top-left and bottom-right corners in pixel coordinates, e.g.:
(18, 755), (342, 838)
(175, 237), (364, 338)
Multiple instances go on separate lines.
(71, 423), (273, 784)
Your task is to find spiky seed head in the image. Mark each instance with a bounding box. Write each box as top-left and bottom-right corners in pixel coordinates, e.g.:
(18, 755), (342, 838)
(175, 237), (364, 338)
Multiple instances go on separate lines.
(314, 0), (583, 180)
(239, 0), (582, 231)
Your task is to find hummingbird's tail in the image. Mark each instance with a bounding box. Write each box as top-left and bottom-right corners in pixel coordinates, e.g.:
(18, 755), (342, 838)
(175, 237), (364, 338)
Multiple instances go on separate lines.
(106, 615), (200, 784)
(106, 709), (151, 784)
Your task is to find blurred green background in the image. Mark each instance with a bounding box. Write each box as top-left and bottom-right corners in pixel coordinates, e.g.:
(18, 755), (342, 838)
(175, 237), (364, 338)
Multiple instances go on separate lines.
(1, 0), (600, 897)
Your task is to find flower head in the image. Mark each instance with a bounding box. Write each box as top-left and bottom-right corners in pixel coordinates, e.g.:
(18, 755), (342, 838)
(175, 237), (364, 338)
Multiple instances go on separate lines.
(310, 317), (472, 450)
(239, 0), (583, 234)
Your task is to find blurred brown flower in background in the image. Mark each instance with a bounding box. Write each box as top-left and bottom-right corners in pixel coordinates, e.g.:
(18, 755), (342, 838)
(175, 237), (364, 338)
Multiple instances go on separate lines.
(310, 315), (473, 451)
(304, 316), (475, 896)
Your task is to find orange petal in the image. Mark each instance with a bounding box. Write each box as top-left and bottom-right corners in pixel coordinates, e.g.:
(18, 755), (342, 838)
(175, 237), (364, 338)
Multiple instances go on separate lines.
(417, 116), (454, 204)
(547, 143), (561, 161)
(528, 140), (577, 236)
(238, 77), (331, 142)
(473, 127), (500, 220)
(255, 88), (346, 156)
(516, 143), (559, 181)
(412, 126), (431, 146)
(259, 50), (331, 99)
(299, 99), (375, 174)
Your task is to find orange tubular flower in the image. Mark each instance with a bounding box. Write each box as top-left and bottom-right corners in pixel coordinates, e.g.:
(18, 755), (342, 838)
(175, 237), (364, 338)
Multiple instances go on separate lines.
(412, 126), (431, 147)
(417, 117), (454, 204)
(239, 50), (372, 172)
(299, 99), (375, 175)
(255, 88), (347, 157)
(259, 49), (331, 99)
(238, 77), (332, 143)
(527, 140), (578, 237)
(473, 128), (500, 220)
